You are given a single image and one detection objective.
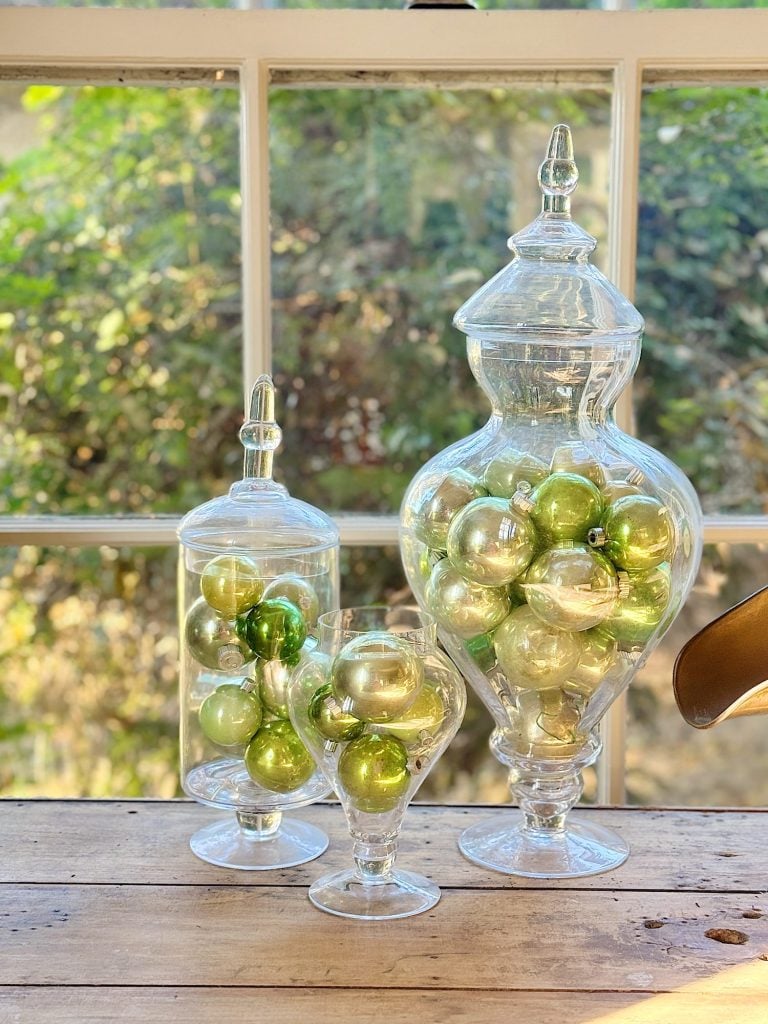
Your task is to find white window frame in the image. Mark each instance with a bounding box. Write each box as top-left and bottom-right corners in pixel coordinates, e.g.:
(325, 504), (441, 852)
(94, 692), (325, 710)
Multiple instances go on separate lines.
(3, 7), (768, 803)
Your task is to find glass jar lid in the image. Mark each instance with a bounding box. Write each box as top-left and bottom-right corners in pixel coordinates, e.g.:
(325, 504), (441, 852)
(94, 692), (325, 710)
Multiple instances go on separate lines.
(178, 375), (339, 556)
(453, 124), (644, 342)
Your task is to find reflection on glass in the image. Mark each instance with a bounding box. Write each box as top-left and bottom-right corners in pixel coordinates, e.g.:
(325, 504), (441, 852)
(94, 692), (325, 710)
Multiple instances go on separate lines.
(0, 83), (242, 515)
(629, 543), (768, 806)
(637, 86), (768, 514)
(0, 545), (179, 797)
(270, 86), (611, 514)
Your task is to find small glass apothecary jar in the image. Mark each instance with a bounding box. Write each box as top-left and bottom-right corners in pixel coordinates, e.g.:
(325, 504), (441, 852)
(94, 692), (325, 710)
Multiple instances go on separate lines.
(178, 375), (339, 870)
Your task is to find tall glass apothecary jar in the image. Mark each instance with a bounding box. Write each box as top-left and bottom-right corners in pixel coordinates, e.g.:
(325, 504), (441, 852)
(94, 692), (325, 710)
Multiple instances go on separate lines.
(178, 376), (339, 870)
(400, 126), (702, 878)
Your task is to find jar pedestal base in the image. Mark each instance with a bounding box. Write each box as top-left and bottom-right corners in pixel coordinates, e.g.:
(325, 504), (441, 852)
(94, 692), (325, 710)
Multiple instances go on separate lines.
(458, 813), (629, 879)
(190, 815), (328, 870)
(308, 867), (439, 920)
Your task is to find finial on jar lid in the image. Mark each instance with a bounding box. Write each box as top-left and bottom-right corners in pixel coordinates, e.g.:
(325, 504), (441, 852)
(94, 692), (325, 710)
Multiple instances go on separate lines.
(538, 124), (579, 216)
(240, 374), (283, 480)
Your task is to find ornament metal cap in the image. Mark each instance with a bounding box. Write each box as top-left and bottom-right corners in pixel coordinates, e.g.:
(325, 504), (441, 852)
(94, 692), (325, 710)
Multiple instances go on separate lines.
(587, 526), (607, 548)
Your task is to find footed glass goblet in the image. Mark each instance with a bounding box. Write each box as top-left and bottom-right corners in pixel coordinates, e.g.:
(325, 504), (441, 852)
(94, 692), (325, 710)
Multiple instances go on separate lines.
(290, 607), (466, 920)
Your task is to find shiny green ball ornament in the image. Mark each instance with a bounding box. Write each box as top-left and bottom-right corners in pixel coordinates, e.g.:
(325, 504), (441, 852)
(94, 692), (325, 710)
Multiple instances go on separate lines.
(198, 683), (262, 747)
(426, 560), (511, 639)
(595, 494), (674, 572)
(338, 733), (410, 814)
(244, 720), (315, 793)
(602, 563), (671, 646)
(523, 543), (618, 631)
(262, 575), (320, 629)
(602, 480), (642, 504)
(238, 597), (307, 662)
(331, 633), (423, 723)
(255, 658), (292, 719)
(494, 606), (583, 690)
(464, 632), (497, 672)
(378, 683), (444, 746)
(550, 443), (606, 488)
(483, 449), (548, 499)
(185, 598), (254, 672)
(200, 555), (264, 618)
(309, 683), (365, 742)
(565, 628), (618, 697)
(414, 469), (487, 551)
(446, 496), (538, 587)
(530, 472), (603, 543)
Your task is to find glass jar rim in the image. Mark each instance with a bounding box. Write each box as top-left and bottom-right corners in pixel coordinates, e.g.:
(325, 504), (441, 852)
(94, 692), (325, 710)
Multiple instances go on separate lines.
(318, 605), (436, 647)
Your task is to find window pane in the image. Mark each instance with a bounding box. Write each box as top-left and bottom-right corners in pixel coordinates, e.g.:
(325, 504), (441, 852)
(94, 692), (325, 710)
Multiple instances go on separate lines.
(628, 543), (768, 806)
(270, 85), (611, 514)
(636, 85), (768, 514)
(0, 82), (242, 515)
(0, 545), (179, 797)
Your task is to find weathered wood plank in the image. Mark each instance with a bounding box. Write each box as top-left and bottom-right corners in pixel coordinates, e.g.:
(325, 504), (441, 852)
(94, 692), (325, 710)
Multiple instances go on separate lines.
(2, 884), (767, 993)
(1, 800), (766, 892)
(1, 987), (765, 1024)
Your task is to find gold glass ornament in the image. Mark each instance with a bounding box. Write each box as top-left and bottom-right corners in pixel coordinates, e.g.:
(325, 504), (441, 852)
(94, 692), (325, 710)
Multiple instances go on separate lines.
(185, 598), (254, 672)
(413, 469), (487, 550)
(331, 633), (424, 723)
(376, 683), (445, 746)
(484, 449), (548, 498)
(523, 543), (618, 631)
(262, 574), (321, 629)
(446, 496), (538, 587)
(425, 559), (511, 639)
(550, 442), (606, 487)
(602, 480), (642, 503)
(494, 606), (583, 690)
(200, 554), (264, 618)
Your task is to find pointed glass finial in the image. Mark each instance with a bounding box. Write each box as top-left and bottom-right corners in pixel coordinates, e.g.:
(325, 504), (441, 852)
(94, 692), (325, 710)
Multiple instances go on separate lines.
(538, 124), (579, 216)
(239, 374), (282, 480)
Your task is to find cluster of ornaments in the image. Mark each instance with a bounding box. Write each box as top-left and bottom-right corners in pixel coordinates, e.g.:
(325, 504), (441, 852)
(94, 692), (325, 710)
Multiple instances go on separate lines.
(417, 441), (677, 747)
(302, 633), (447, 814)
(187, 554), (321, 794)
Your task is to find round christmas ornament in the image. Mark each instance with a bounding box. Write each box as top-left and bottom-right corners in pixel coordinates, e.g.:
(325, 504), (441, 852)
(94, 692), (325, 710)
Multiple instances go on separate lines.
(400, 124), (702, 878)
(446, 496), (538, 587)
(178, 376), (339, 870)
(290, 606), (466, 920)
(413, 468), (486, 551)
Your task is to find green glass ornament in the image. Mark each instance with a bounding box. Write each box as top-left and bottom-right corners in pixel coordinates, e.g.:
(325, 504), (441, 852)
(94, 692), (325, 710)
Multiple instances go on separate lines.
(244, 720), (315, 793)
(414, 469), (487, 550)
(377, 683), (445, 746)
(550, 443), (607, 487)
(238, 597), (307, 662)
(426, 560), (511, 639)
(483, 448), (548, 499)
(338, 733), (410, 814)
(185, 598), (254, 672)
(198, 683), (262, 747)
(464, 632), (497, 672)
(255, 658), (292, 719)
(331, 633), (423, 723)
(494, 605), (583, 690)
(262, 574), (320, 629)
(530, 472), (603, 543)
(602, 563), (671, 646)
(594, 494), (674, 572)
(309, 683), (365, 742)
(200, 554), (264, 618)
(565, 628), (618, 697)
(446, 496), (538, 587)
(523, 543), (618, 631)
(602, 480), (642, 504)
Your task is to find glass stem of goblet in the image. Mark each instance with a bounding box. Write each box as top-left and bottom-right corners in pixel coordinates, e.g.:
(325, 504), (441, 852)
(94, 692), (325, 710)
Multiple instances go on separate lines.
(351, 835), (398, 885)
(236, 809), (282, 841)
(512, 770), (583, 837)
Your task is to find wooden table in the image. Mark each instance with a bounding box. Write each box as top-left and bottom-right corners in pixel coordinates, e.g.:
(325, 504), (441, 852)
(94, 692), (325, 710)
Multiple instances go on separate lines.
(2, 800), (767, 1023)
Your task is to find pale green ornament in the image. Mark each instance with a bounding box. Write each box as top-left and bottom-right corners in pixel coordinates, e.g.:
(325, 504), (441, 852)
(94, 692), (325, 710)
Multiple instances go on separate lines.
(602, 563), (671, 646)
(523, 543), (618, 631)
(483, 448), (548, 499)
(565, 628), (618, 696)
(185, 597), (253, 672)
(550, 443), (607, 487)
(446, 496), (538, 587)
(602, 480), (642, 504)
(494, 606), (583, 690)
(256, 658), (292, 719)
(309, 683), (365, 742)
(338, 733), (410, 814)
(426, 560), (511, 639)
(414, 469), (487, 550)
(377, 683), (444, 746)
(594, 494), (674, 572)
(530, 472), (603, 543)
(262, 574), (320, 629)
(244, 720), (315, 793)
(198, 683), (262, 747)
(200, 555), (264, 618)
(331, 633), (423, 723)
